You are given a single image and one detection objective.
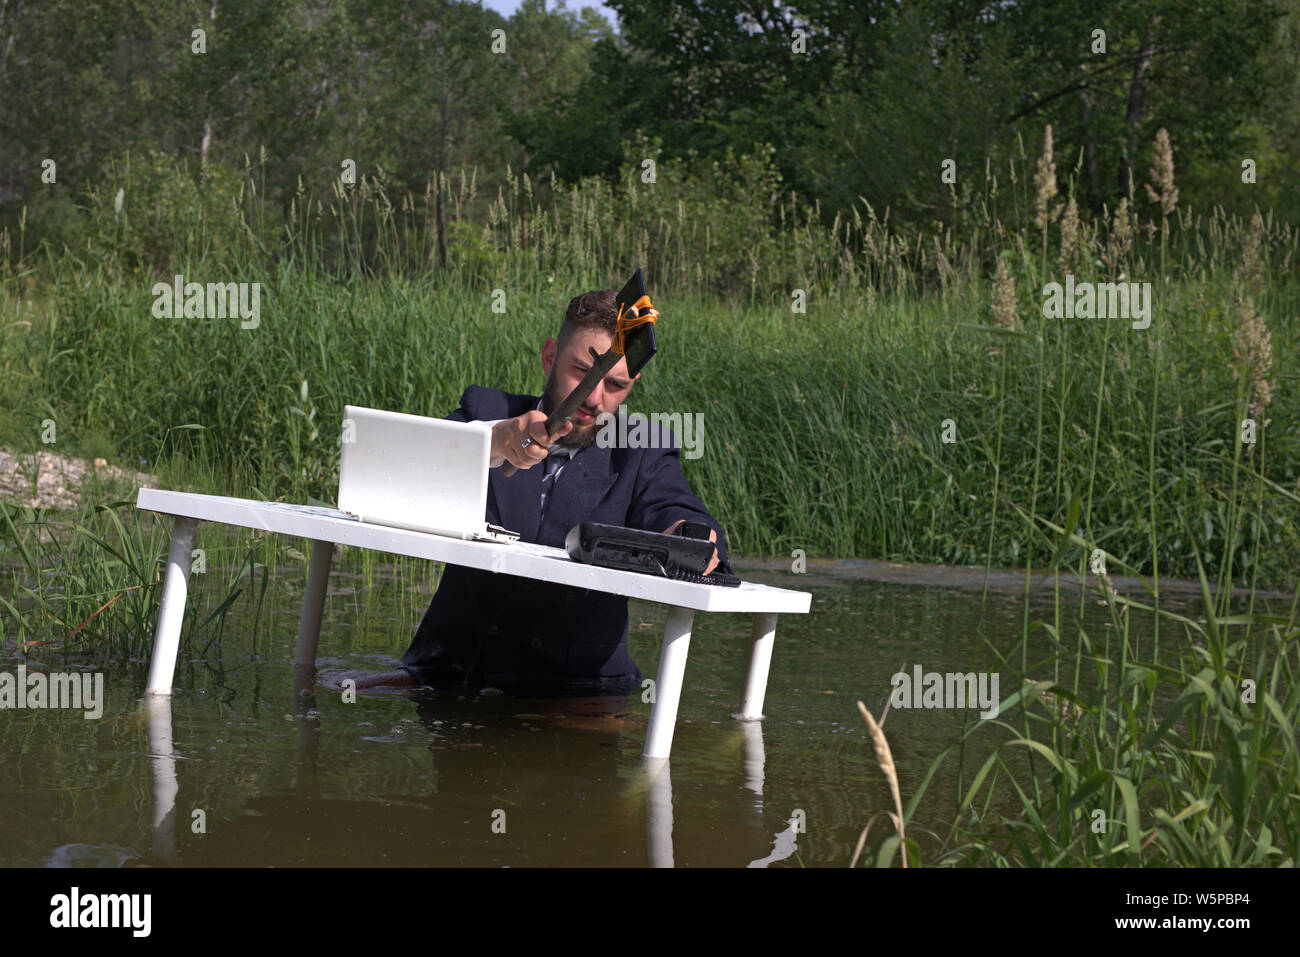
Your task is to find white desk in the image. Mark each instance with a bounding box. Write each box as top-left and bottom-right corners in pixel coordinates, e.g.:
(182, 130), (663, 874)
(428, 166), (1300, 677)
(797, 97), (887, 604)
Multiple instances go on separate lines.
(135, 488), (812, 758)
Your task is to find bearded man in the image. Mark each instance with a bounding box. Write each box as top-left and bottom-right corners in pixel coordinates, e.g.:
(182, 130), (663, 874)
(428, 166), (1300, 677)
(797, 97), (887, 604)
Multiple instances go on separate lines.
(386, 288), (731, 697)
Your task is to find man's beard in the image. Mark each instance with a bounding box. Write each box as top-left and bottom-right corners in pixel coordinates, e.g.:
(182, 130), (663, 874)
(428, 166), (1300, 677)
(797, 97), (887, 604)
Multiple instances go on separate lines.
(541, 371), (600, 451)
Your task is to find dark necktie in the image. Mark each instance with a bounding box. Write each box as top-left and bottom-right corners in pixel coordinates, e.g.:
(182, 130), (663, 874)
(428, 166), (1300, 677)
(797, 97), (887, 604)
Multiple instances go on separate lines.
(539, 452), (567, 517)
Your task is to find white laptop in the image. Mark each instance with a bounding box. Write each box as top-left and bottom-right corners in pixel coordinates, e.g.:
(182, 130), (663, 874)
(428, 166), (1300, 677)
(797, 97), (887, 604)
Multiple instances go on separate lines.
(338, 405), (520, 543)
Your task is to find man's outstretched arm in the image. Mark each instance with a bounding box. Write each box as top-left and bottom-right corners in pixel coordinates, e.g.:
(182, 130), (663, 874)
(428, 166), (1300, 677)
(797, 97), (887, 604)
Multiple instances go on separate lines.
(626, 445), (733, 576)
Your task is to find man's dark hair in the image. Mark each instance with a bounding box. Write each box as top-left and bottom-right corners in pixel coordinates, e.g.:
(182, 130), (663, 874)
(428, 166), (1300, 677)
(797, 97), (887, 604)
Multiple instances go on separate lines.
(557, 289), (619, 351)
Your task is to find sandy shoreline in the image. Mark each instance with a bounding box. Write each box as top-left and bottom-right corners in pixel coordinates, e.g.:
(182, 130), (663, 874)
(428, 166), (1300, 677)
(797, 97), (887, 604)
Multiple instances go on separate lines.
(0, 447), (158, 511)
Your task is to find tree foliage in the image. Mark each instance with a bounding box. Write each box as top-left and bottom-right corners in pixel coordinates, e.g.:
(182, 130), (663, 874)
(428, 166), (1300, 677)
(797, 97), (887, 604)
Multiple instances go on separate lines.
(0, 0), (1294, 248)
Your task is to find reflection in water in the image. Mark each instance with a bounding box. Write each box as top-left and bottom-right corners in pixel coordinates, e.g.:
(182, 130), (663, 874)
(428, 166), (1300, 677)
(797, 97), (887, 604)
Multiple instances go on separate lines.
(44, 843), (141, 867)
(162, 678), (669, 866)
(293, 664), (321, 799)
(741, 719), (764, 804)
(4, 562), (1253, 867)
(748, 815), (800, 868)
(143, 665), (771, 867)
(142, 696), (178, 863)
(641, 757), (673, 868)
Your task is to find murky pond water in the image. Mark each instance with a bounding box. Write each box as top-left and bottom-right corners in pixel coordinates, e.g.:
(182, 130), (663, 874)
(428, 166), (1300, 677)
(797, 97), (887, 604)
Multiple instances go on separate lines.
(0, 556), (1272, 867)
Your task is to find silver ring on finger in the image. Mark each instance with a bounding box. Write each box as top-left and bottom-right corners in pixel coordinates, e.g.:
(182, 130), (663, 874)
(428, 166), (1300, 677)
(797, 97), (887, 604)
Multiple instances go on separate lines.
(520, 437), (533, 450)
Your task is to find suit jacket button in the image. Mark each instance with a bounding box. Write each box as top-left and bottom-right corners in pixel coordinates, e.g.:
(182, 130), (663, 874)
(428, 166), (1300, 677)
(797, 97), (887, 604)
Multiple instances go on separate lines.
(530, 637), (542, 649)
(486, 625), (500, 636)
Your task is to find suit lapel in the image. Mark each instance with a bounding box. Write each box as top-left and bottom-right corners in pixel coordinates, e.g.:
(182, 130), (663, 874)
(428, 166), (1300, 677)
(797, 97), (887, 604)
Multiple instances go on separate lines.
(483, 392), (543, 539)
(536, 441), (619, 546)
(488, 441), (546, 541)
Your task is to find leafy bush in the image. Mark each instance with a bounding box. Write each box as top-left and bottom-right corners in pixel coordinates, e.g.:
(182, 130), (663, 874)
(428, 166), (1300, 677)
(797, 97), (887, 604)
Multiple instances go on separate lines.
(82, 150), (247, 277)
(621, 139), (784, 294)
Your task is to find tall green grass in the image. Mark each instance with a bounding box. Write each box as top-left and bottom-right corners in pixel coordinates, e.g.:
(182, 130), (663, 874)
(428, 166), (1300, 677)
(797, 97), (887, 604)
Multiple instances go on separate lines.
(3, 252), (1295, 576)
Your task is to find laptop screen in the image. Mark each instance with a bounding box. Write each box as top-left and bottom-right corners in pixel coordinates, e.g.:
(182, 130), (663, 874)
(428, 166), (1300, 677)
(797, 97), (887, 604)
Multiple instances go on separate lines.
(338, 406), (492, 537)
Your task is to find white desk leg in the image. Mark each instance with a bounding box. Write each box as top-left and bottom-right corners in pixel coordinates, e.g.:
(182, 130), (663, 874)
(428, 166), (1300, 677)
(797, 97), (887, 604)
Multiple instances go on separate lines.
(643, 605), (694, 759)
(146, 516), (199, 695)
(738, 612), (778, 720)
(294, 539), (334, 667)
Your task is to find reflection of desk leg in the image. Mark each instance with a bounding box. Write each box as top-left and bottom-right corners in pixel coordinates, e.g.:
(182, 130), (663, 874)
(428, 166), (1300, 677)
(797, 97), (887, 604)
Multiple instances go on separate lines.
(643, 606), (694, 759)
(146, 516), (199, 695)
(737, 612), (777, 720)
(742, 719), (765, 803)
(294, 539), (334, 667)
(642, 756), (674, 868)
(293, 663), (321, 798)
(143, 696), (178, 862)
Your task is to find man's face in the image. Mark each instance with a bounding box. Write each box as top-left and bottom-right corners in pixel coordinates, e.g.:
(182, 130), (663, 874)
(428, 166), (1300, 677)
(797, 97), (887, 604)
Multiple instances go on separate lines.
(540, 327), (637, 451)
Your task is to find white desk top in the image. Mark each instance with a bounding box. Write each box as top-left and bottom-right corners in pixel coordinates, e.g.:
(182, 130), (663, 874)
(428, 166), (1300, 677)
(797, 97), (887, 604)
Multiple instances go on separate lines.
(136, 489), (811, 614)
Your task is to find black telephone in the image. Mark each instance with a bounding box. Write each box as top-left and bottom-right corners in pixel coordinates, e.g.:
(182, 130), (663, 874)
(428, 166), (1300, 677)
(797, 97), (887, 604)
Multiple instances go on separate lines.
(565, 522), (741, 587)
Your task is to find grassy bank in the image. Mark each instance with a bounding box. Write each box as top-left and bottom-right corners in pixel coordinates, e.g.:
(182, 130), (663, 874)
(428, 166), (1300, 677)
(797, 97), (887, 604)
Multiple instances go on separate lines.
(2, 240), (1297, 585)
(4, 139), (1297, 589)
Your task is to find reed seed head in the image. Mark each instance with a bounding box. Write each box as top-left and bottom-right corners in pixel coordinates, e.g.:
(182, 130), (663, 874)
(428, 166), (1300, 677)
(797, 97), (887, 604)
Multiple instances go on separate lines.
(1059, 195), (1080, 272)
(1238, 212), (1265, 295)
(1034, 125), (1059, 231)
(857, 700), (907, 867)
(992, 256), (1017, 331)
(1106, 198), (1133, 267)
(1232, 294), (1275, 430)
(1143, 127), (1179, 218)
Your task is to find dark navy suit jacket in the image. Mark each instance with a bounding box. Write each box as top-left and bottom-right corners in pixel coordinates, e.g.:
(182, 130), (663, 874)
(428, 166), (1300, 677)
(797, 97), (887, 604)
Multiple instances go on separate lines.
(402, 385), (732, 697)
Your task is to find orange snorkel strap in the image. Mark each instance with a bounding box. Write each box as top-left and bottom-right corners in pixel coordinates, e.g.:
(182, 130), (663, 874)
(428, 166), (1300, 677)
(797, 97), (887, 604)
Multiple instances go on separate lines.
(612, 295), (658, 356)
